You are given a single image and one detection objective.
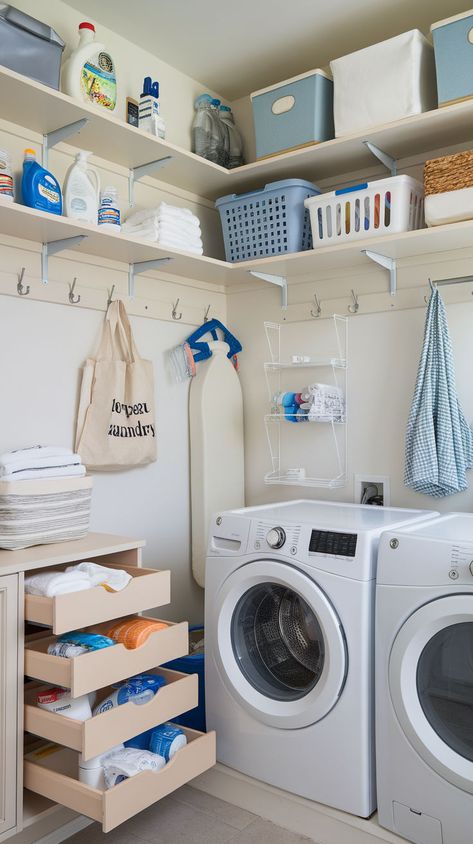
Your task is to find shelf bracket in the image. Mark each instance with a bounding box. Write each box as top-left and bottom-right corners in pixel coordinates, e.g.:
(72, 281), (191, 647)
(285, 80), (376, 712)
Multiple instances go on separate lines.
(43, 119), (89, 168)
(128, 156), (174, 206)
(362, 249), (397, 296)
(128, 257), (173, 298)
(249, 271), (288, 308)
(41, 235), (87, 284)
(362, 140), (397, 177)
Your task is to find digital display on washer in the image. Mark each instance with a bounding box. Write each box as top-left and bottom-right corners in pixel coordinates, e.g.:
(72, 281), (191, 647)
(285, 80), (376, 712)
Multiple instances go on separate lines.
(309, 530), (357, 557)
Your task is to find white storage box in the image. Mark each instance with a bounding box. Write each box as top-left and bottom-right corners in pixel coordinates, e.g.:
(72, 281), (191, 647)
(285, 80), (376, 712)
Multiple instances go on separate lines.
(0, 476), (92, 550)
(305, 176), (424, 248)
(425, 189), (473, 227)
(330, 30), (437, 137)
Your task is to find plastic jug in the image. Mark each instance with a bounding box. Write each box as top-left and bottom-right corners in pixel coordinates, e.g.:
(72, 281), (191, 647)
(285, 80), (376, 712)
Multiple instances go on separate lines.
(64, 150), (100, 224)
(219, 105), (244, 169)
(62, 21), (116, 111)
(21, 149), (62, 215)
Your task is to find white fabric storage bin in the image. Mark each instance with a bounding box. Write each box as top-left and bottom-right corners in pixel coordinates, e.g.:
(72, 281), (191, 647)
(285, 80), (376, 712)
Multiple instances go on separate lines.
(0, 476), (92, 550)
(425, 188), (473, 226)
(330, 30), (437, 137)
(305, 176), (424, 248)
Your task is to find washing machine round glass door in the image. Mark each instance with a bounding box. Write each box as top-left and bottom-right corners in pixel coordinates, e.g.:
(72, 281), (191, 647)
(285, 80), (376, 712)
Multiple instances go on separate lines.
(213, 560), (347, 729)
(389, 594), (473, 793)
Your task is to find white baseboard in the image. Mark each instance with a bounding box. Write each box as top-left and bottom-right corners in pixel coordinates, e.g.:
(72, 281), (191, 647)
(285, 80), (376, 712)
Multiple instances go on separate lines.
(192, 763), (407, 844)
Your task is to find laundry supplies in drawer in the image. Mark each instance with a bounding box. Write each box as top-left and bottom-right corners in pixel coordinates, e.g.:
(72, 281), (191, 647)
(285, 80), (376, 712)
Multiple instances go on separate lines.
(25, 618), (188, 697)
(431, 10), (473, 106)
(24, 668), (198, 761)
(330, 30), (437, 137)
(424, 149), (473, 226)
(250, 69), (334, 160)
(305, 176), (424, 247)
(24, 728), (216, 832)
(24, 563), (170, 634)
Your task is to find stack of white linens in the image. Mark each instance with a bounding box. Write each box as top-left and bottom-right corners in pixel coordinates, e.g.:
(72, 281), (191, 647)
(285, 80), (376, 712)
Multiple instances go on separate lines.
(0, 446), (86, 481)
(122, 201), (203, 254)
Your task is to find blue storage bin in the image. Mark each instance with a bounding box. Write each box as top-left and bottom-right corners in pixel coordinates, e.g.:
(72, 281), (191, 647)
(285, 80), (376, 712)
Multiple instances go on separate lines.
(250, 69), (334, 160)
(163, 625), (206, 733)
(215, 179), (320, 263)
(431, 10), (473, 106)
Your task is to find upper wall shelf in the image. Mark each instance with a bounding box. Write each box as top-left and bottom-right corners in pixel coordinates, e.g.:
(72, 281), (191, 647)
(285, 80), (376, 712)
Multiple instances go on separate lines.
(3, 65), (473, 202)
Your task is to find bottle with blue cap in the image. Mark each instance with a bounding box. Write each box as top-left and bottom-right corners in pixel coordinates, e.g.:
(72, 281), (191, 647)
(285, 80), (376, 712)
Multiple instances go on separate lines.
(139, 76), (166, 138)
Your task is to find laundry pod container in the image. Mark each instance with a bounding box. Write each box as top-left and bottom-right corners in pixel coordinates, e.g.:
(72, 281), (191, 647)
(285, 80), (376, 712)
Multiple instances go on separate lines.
(0, 5), (64, 89)
(250, 69), (334, 160)
(330, 30), (437, 137)
(431, 10), (473, 106)
(424, 149), (473, 226)
(164, 626), (206, 732)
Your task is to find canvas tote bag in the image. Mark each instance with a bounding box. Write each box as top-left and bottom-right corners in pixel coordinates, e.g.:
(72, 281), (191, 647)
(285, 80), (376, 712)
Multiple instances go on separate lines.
(76, 300), (157, 470)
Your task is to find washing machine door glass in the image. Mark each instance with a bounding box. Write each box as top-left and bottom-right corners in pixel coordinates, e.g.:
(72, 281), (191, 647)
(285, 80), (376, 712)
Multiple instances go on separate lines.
(389, 594), (473, 793)
(214, 560), (347, 729)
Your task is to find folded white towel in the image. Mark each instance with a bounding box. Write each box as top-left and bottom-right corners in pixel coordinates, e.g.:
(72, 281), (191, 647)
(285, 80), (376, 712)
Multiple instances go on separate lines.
(0, 453), (83, 478)
(66, 562), (132, 592)
(0, 445), (73, 467)
(0, 464), (86, 481)
(123, 203), (201, 231)
(123, 219), (202, 246)
(160, 201), (199, 224)
(157, 236), (204, 255)
(25, 570), (92, 597)
(158, 222), (203, 244)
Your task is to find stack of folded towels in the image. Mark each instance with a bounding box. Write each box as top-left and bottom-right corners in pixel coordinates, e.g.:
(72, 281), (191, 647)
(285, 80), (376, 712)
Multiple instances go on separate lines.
(0, 445), (85, 481)
(122, 201), (203, 255)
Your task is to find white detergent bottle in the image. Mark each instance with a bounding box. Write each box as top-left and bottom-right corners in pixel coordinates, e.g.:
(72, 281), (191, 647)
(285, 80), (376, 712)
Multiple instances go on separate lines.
(62, 21), (117, 111)
(64, 151), (100, 224)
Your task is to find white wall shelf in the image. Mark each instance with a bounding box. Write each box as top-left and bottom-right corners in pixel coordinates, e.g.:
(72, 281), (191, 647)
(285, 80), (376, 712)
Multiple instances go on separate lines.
(4, 64), (473, 201)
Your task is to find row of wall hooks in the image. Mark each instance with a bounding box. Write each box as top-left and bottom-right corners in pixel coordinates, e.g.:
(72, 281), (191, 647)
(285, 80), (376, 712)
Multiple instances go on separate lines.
(310, 288), (361, 318)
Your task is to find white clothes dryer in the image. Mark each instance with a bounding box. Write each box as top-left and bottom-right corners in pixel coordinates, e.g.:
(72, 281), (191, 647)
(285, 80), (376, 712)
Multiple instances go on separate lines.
(376, 513), (473, 844)
(205, 500), (434, 817)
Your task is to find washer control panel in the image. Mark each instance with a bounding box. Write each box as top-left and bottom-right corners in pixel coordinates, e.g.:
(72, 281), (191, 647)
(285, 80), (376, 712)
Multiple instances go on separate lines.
(266, 526), (286, 549)
(309, 529), (358, 558)
(254, 521), (301, 554)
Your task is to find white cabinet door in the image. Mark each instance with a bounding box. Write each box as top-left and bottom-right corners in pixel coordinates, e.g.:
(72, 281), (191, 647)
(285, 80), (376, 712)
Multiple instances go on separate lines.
(0, 574), (18, 837)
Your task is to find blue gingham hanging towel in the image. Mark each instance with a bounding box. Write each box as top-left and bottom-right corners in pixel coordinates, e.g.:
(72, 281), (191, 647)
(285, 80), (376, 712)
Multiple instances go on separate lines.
(405, 287), (473, 497)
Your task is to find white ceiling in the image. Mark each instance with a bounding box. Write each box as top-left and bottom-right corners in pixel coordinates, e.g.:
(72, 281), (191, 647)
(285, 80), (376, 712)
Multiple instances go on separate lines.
(66, 0), (473, 100)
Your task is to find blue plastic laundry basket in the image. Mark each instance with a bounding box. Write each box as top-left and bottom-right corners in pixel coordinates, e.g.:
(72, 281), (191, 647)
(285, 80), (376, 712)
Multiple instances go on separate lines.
(215, 179), (320, 262)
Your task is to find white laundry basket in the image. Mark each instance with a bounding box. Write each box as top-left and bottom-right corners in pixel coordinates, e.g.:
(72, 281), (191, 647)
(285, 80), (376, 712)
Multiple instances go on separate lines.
(304, 176), (424, 247)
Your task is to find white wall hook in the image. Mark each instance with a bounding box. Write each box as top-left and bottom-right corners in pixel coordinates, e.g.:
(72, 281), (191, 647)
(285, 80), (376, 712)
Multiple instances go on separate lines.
(348, 289), (359, 314)
(172, 298), (182, 320)
(68, 277), (81, 304)
(310, 292), (322, 318)
(17, 267), (30, 296)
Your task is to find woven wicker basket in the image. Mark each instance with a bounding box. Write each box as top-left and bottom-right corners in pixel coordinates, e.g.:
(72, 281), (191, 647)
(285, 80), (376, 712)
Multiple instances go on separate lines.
(424, 150), (473, 196)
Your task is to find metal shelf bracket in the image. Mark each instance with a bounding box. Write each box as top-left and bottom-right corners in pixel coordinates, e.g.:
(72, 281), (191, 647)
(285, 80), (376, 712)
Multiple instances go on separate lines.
(128, 257), (173, 298)
(362, 249), (397, 296)
(128, 156), (174, 206)
(362, 140), (397, 177)
(41, 235), (87, 284)
(249, 271), (288, 308)
(43, 119), (89, 168)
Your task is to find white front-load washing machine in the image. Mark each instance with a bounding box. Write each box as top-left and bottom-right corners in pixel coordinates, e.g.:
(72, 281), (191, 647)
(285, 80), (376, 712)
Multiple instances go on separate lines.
(376, 513), (473, 844)
(205, 499), (434, 817)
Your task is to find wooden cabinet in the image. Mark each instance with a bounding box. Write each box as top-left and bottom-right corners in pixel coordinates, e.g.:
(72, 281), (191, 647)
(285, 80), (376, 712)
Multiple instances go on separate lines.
(0, 574), (19, 839)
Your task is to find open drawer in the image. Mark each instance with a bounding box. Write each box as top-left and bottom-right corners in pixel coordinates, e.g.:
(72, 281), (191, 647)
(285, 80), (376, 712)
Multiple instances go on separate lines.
(25, 668), (198, 760)
(24, 728), (216, 832)
(25, 618), (188, 697)
(25, 564), (170, 634)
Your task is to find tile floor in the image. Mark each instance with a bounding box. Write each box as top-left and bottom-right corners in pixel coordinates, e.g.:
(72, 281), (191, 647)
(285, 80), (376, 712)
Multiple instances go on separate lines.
(67, 785), (315, 844)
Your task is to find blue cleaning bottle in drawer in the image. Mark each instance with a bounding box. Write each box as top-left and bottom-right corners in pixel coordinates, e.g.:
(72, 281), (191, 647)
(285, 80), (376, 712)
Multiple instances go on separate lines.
(21, 148), (62, 215)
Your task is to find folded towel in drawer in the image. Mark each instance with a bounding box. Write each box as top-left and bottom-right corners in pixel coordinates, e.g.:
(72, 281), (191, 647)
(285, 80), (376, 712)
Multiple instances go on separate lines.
(25, 570), (92, 597)
(66, 562), (132, 592)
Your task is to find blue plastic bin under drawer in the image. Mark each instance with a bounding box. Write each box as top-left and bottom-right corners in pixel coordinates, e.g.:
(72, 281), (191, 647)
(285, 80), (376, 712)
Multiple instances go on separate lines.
(431, 10), (473, 106)
(215, 178), (320, 262)
(163, 625), (206, 732)
(251, 69), (334, 160)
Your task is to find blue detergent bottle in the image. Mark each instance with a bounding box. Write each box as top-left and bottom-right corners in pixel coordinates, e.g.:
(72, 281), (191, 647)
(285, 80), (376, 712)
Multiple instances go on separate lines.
(21, 148), (62, 215)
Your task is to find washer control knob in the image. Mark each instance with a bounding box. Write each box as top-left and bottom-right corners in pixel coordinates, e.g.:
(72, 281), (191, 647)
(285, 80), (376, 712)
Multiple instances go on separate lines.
(266, 527), (286, 549)
(469, 561), (473, 577)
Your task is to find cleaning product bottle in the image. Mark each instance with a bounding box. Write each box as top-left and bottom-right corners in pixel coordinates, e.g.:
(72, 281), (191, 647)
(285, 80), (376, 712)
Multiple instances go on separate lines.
(21, 149), (62, 215)
(139, 77), (166, 139)
(192, 94), (225, 164)
(219, 105), (244, 169)
(98, 186), (120, 230)
(0, 149), (14, 201)
(62, 21), (116, 111)
(64, 150), (100, 224)
(209, 98), (226, 166)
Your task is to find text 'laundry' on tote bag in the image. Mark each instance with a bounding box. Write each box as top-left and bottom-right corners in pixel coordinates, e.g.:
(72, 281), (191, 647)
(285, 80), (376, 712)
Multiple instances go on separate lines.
(75, 300), (157, 470)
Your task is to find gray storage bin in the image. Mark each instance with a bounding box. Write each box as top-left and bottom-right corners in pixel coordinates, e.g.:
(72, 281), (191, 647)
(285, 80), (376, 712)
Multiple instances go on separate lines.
(0, 4), (64, 90)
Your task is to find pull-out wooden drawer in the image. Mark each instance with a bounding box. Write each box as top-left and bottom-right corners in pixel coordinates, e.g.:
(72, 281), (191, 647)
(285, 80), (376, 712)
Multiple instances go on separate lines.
(25, 564), (170, 634)
(25, 618), (188, 697)
(25, 668), (198, 760)
(24, 728), (216, 832)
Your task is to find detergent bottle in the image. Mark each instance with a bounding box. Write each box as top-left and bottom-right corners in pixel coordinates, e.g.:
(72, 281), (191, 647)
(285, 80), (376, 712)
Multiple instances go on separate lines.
(64, 150), (100, 224)
(62, 21), (116, 111)
(21, 149), (62, 215)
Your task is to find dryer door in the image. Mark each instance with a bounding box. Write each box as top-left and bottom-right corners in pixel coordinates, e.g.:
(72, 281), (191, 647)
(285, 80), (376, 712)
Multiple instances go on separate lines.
(212, 560), (347, 729)
(389, 594), (473, 793)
